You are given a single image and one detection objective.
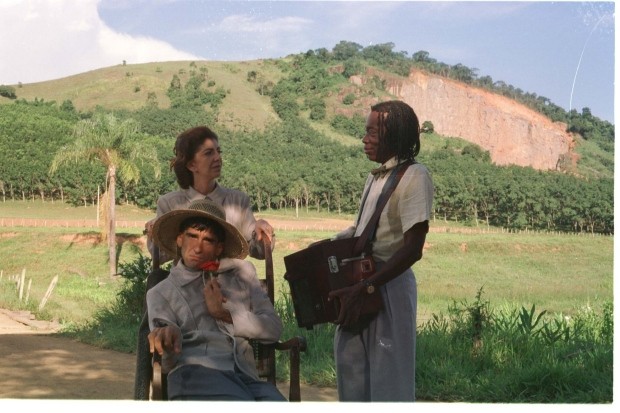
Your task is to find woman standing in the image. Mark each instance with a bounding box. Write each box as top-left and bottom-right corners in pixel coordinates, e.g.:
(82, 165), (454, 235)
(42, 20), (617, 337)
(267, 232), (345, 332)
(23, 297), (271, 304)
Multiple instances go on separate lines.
(146, 126), (273, 263)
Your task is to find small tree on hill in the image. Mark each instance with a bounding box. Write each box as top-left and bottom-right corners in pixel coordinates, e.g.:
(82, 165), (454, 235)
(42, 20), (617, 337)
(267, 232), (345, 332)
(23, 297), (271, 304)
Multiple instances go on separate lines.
(0, 85), (17, 99)
(421, 120), (434, 134)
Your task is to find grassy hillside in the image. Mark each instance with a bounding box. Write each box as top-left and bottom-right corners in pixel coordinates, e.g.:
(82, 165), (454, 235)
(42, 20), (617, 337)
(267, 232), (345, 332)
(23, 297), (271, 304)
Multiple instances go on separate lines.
(1, 60), (286, 132)
(1, 57), (613, 179)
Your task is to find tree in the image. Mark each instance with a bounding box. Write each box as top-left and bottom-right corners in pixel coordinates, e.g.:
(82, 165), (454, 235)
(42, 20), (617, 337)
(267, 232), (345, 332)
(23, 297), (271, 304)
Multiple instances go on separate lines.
(421, 121), (434, 134)
(49, 114), (160, 277)
(332, 40), (362, 61)
(0, 85), (17, 99)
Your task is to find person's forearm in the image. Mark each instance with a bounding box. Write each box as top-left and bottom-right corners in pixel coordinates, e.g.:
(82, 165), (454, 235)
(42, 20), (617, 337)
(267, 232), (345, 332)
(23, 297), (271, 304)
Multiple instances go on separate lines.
(367, 222), (427, 287)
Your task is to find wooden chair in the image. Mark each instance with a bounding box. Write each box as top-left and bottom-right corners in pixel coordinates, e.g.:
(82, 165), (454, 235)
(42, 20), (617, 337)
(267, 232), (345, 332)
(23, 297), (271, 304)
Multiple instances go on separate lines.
(133, 237), (307, 401)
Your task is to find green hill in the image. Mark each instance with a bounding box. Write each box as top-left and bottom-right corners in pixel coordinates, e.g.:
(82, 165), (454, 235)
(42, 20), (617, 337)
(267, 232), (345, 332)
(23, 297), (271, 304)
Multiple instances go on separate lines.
(0, 45), (613, 234)
(2, 60), (280, 131)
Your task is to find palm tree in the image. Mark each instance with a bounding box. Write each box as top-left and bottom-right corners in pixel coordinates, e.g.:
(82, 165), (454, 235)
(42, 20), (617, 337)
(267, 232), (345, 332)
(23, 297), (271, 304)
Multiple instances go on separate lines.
(49, 114), (160, 277)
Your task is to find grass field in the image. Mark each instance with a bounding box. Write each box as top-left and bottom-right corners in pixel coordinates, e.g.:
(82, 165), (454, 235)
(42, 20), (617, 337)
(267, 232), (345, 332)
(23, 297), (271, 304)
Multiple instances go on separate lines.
(0, 200), (613, 325)
(0, 200), (613, 401)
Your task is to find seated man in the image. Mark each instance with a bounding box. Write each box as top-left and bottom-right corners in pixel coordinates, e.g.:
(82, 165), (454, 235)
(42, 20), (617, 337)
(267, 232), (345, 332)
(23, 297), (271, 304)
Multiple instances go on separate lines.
(147, 199), (285, 401)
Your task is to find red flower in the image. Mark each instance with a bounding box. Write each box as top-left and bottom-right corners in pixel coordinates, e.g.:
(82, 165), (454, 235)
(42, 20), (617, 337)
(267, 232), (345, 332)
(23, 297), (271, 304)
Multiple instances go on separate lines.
(200, 261), (220, 277)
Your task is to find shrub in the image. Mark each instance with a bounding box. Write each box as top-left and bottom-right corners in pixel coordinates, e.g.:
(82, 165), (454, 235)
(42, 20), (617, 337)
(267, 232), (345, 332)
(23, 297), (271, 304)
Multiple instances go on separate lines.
(421, 120), (434, 133)
(0, 85), (17, 99)
(342, 93), (356, 105)
(115, 253), (152, 319)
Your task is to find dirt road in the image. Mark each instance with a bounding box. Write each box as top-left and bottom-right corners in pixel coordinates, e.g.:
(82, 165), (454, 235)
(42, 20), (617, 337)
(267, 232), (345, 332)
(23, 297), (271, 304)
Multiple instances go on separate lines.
(0, 309), (337, 402)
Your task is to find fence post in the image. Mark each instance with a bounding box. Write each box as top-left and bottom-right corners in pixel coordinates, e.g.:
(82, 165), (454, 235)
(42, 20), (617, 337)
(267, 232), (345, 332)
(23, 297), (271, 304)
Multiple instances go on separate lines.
(25, 279), (32, 303)
(18, 269), (26, 301)
(39, 275), (59, 311)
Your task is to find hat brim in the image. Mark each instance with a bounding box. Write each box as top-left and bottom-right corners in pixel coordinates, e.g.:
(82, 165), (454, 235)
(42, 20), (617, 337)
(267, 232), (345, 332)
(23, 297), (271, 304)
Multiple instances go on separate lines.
(152, 209), (249, 260)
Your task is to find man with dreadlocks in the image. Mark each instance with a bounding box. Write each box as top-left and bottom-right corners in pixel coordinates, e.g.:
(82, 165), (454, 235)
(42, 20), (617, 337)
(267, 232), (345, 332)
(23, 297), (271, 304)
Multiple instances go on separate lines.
(328, 100), (434, 401)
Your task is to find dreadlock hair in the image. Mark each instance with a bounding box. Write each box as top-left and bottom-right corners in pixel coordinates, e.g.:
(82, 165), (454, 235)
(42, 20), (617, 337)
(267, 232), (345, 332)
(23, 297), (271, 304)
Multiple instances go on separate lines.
(371, 100), (421, 162)
(171, 126), (219, 189)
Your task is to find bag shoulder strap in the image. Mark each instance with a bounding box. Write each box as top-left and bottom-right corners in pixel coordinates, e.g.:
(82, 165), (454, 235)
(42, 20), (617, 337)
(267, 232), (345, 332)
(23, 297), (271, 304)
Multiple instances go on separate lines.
(354, 161), (411, 254)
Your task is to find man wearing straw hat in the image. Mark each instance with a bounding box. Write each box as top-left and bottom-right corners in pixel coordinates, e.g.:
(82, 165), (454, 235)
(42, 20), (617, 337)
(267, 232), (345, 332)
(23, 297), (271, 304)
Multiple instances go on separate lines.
(147, 199), (285, 401)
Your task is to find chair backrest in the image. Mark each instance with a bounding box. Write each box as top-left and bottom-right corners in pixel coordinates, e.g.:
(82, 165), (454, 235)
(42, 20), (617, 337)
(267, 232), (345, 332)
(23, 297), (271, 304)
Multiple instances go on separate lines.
(252, 238), (276, 383)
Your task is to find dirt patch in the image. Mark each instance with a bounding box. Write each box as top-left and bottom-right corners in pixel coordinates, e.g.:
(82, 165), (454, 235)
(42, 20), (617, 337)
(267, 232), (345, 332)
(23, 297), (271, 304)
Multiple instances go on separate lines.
(60, 233), (104, 245)
(58, 233), (146, 249)
(0, 308), (337, 401)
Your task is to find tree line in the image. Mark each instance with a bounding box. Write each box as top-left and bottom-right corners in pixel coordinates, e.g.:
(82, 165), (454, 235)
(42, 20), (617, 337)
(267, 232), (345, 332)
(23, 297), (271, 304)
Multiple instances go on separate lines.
(0, 41), (613, 235)
(0, 98), (613, 234)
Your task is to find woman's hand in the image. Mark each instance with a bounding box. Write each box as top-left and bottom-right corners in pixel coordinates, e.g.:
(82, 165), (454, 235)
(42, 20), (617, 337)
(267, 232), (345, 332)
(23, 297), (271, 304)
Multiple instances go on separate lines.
(253, 219), (274, 244)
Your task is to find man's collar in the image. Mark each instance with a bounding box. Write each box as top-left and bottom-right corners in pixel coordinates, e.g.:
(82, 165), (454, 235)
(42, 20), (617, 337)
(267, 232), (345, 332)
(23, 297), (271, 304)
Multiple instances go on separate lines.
(370, 156), (399, 178)
(188, 182), (224, 203)
(173, 260), (202, 287)
(173, 257), (233, 287)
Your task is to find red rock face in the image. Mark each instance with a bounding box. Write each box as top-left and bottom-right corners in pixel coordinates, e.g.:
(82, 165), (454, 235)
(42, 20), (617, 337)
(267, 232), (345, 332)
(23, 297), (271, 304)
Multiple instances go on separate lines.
(355, 69), (575, 171)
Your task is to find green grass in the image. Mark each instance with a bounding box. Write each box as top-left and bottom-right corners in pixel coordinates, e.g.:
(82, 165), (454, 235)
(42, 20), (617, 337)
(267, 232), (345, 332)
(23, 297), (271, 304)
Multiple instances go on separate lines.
(415, 296), (613, 402)
(0, 199), (154, 220)
(0, 227), (144, 324)
(0, 201), (612, 324)
(570, 134), (614, 179)
(415, 229), (613, 320)
(0, 201), (613, 401)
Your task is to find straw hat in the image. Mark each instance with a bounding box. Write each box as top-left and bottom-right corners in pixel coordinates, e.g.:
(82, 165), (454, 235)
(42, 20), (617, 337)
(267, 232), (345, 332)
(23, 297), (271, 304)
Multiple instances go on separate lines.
(152, 199), (249, 259)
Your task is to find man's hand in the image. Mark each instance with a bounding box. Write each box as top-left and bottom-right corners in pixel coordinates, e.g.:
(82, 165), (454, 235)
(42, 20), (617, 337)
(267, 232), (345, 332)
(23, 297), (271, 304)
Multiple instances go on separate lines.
(328, 282), (367, 327)
(253, 219), (274, 244)
(148, 325), (181, 356)
(203, 277), (233, 323)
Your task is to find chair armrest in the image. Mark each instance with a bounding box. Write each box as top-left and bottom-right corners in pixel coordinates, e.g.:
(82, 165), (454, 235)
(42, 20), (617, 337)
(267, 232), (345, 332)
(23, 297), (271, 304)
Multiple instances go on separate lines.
(151, 352), (167, 400)
(274, 335), (307, 352)
(274, 336), (307, 402)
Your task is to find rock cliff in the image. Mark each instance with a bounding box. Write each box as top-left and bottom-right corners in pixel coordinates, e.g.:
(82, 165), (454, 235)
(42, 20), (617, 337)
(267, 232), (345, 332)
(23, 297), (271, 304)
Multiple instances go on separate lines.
(355, 69), (576, 171)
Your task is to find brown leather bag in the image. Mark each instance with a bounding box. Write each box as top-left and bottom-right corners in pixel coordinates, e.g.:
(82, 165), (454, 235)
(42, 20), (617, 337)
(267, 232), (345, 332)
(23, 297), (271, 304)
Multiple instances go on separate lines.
(284, 162), (411, 329)
(284, 236), (379, 329)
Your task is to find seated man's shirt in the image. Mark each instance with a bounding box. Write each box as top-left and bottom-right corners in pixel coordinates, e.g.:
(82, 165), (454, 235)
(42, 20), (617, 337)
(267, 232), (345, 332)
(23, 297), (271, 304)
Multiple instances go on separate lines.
(147, 258), (282, 379)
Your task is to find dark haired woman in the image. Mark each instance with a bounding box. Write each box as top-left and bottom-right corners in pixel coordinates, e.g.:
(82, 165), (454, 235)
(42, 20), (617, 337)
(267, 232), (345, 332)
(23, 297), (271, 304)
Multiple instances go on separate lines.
(146, 126), (273, 263)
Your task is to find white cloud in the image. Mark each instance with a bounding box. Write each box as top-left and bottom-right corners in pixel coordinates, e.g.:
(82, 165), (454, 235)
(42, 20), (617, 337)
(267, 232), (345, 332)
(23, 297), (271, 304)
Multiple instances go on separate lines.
(0, 0), (200, 85)
(98, 26), (200, 64)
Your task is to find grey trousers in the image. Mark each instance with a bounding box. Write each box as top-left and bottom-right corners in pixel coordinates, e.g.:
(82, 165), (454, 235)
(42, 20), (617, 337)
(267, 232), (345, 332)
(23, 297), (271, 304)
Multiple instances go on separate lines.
(334, 269), (417, 402)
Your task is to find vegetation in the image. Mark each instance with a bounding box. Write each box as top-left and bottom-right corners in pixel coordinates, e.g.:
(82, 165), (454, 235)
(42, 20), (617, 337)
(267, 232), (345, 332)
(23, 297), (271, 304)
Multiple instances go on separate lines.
(0, 41), (613, 238)
(0, 213), (612, 402)
(0, 102), (613, 235)
(0, 40), (613, 402)
(49, 114), (160, 276)
(0, 85), (17, 99)
(415, 291), (612, 402)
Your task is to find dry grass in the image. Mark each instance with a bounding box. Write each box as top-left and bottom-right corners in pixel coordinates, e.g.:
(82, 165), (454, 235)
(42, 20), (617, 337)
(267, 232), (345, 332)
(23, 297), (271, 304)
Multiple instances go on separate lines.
(2, 60), (285, 132)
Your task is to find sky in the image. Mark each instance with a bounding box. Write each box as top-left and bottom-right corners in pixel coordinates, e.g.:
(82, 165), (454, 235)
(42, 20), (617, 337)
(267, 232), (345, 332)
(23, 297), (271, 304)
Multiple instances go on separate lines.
(0, 0), (615, 123)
